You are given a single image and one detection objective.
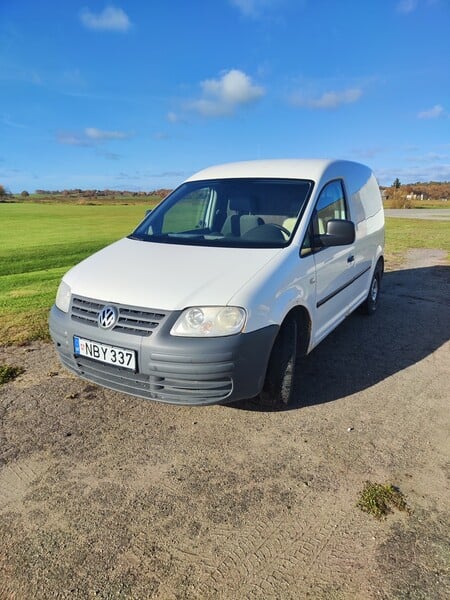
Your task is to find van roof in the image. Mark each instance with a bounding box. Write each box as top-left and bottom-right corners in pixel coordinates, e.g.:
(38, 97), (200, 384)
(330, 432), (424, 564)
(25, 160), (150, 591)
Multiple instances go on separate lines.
(185, 159), (371, 184)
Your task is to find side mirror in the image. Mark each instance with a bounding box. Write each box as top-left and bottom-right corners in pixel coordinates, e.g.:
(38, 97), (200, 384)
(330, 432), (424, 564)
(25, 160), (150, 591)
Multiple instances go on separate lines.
(319, 219), (355, 247)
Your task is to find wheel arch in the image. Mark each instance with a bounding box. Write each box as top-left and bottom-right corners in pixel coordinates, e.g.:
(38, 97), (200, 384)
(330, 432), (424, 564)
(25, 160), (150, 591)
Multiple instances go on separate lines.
(376, 255), (384, 278)
(274, 304), (312, 357)
(259, 304), (311, 407)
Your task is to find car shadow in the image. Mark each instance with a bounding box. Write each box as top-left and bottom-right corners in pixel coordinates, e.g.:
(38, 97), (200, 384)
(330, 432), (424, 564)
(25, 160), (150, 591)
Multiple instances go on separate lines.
(230, 265), (450, 412)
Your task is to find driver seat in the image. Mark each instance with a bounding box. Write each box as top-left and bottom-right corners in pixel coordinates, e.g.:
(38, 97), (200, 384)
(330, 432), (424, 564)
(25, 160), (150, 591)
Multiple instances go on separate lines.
(222, 196), (264, 236)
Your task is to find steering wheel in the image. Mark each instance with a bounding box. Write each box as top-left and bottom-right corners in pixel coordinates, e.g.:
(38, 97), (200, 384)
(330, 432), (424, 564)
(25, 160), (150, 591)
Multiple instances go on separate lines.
(268, 223), (291, 237)
(242, 223), (291, 242)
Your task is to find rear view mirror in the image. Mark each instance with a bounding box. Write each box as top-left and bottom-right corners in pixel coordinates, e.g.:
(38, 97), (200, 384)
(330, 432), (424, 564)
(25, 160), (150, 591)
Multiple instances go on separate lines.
(319, 219), (355, 247)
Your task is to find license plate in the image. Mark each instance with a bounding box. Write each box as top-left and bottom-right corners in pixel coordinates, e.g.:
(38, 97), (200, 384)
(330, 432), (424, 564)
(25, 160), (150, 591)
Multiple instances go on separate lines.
(73, 336), (136, 371)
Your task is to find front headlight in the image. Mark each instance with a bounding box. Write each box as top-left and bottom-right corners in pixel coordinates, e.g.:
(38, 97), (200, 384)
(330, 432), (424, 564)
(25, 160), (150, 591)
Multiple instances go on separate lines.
(55, 280), (72, 313)
(170, 306), (246, 337)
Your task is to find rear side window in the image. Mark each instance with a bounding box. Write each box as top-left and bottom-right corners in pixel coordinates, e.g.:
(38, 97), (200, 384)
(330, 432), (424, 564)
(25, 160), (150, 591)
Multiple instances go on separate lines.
(301, 180), (347, 255)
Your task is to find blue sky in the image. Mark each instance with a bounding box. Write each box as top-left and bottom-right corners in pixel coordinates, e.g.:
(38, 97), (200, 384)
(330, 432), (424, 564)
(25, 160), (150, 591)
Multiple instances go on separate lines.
(1, 0), (449, 193)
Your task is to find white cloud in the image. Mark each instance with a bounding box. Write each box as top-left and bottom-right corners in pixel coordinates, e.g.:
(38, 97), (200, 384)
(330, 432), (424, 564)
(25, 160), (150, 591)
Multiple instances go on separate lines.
(116, 172), (140, 180)
(57, 128), (131, 146)
(351, 147), (385, 160)
(188, 69), (265, 117)
(98, 151), (121, 160)
(167, 111), (179, 123)
(1, 114), (26, 129)
(417, 104), (445, 119)
(153, 132), (170, 141)
(85, 127), (130, 140)
(231, 0), (264, 17)
(397, 0), (440, 14)
(406, 152), (450, 162)
(150, 171), (186, 178)
(57, 131), (91, 147)
(230, 0), (285, 18)
(80, 6), (131, 32)
(397, 0), (419, 13)
(290, 88), (362, 109)
(61, 69), (86, 88)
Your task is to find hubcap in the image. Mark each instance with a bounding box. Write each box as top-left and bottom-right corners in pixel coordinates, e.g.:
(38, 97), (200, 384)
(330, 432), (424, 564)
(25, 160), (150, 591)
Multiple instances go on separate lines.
(370, 277), (378, 303)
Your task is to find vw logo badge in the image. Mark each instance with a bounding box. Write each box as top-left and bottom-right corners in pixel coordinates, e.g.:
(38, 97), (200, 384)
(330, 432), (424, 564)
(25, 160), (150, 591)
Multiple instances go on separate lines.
(98, 305), (118, 329)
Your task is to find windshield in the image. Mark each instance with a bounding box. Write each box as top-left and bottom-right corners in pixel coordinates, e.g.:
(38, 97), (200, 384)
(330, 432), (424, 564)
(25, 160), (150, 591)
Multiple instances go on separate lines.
(130, 178), (313, 248)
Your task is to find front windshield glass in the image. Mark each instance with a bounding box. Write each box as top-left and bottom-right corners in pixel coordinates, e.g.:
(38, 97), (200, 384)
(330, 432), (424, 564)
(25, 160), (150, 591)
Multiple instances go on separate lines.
(130, 178), (313, 248)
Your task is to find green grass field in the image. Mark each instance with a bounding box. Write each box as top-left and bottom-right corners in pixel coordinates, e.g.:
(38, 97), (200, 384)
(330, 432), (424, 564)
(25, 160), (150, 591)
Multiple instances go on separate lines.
(0, 203), (152, 344)
(384, 216), (450, 268)
(0, 204), (449, 345)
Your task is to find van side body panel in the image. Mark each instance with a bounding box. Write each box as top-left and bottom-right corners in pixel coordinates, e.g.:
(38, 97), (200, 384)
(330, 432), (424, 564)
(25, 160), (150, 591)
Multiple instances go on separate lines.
(299, 166), (384, 349)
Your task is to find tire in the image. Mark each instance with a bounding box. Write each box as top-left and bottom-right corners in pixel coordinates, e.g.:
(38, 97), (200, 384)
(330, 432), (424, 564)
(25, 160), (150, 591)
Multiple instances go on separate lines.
(260, 313), (306, 409)
(359, 263), (382, 316)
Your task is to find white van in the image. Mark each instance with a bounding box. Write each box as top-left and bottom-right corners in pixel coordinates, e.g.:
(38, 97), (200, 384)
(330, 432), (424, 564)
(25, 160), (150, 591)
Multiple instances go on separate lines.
(49, 159), (384, 407)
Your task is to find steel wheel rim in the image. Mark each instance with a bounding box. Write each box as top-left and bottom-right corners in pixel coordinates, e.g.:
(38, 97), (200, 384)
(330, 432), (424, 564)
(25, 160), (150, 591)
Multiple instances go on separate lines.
(370, 276), (379, 303)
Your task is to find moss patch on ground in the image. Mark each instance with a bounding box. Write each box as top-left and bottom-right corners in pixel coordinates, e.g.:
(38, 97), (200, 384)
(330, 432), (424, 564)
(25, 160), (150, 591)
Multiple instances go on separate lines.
(357, 481), (410, 519)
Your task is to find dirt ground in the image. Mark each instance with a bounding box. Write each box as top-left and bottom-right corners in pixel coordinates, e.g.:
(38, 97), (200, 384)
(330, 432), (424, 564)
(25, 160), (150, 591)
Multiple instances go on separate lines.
(0, 249), (449, 600)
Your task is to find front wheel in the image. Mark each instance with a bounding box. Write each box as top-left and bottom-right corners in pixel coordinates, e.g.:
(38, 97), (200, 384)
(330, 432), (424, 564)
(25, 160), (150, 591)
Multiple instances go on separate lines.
(259, 313), (306, 409)
(359, 263), (382, 315)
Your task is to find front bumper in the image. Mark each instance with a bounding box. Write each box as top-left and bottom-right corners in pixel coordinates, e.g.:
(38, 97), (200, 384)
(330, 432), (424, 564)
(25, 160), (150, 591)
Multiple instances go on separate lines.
(49, 303), (278, 406)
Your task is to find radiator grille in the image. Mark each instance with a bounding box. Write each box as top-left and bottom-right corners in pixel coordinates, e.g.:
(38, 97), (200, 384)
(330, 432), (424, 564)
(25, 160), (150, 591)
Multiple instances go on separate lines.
(71, 296), (166, 336)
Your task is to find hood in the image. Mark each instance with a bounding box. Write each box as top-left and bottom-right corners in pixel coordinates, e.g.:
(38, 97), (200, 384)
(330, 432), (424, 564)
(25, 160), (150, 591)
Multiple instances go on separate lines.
(63, 237), (282, 311)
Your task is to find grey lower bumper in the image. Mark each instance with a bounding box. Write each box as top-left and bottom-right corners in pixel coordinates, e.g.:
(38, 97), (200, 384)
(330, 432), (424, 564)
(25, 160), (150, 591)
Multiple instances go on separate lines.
(49, 305), (278, 406)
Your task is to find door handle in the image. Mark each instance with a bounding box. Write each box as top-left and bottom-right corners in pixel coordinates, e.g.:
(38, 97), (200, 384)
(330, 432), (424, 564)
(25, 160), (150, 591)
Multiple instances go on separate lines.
(347, 255), (355, 263)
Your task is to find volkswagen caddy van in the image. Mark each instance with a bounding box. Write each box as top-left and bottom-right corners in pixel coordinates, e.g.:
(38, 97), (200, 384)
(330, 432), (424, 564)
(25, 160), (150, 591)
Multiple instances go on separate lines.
(49, 159), (384, 407)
